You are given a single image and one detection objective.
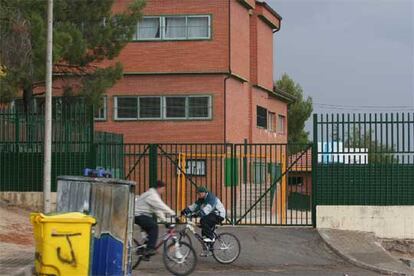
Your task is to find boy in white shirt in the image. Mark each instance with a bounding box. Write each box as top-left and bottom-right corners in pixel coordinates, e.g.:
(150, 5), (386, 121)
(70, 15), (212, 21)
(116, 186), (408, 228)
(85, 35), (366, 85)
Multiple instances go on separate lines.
(135, 180), (175, 256)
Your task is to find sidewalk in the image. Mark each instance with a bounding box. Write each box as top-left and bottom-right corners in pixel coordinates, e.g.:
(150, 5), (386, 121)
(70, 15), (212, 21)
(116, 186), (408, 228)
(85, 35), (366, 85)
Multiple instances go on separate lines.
(318, 228), (414, 276)
(0, 201), (34, 276)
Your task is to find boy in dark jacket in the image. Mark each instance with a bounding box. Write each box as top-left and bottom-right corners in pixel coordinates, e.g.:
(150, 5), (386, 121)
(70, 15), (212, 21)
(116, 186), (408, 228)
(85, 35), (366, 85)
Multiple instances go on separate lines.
(181, 186), (226, 242)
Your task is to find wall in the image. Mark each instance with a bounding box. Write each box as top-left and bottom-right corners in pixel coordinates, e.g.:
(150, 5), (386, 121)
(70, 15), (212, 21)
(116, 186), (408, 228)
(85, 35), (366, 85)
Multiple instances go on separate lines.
(256, 18), (274, 90)
(230, 0), (250, 80)
(317, 206), (414, 239)
(95, 74), (225, 143)
(112, 0), (229, 73)
(225, 78), (250, 143)
(0, 192), (57, 211)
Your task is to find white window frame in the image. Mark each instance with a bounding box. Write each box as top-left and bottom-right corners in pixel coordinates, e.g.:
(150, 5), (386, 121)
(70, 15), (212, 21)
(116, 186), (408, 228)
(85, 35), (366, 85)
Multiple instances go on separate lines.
(277, 114), (286, 134)
(135, 16), (162, 41)
(114, 96), (138, 121)
(256, 106), (268, 129)
(135, 15), (211, 41)
(186, 15), (211, 40)
(94, 96), (107, 121)
(268, 111), (276, 132)
(113, 95), (212, 121)
(187, 95), (212, 120)
(162, 16), (188, 40)
(163, 96), (188, 120)
(138, 96), (162, 120)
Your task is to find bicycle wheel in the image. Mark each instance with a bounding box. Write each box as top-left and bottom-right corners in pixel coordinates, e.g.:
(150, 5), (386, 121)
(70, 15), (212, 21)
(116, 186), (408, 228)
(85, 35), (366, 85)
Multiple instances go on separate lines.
(212, 233), (241, 264)
(164, 232), (192, 257)
(163, 241), (197, 276)
(131, 238), (144, 270)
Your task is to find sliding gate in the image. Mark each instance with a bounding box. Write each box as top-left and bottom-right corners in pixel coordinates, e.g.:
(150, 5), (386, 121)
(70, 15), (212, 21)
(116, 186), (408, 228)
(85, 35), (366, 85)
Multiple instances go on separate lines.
(114, 143), (313, 226)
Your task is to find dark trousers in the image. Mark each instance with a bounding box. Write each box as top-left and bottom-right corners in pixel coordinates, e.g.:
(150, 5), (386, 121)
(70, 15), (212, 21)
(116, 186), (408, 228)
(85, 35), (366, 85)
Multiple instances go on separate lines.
(200, 213), (224, 239)
(135, 215), (158, 250)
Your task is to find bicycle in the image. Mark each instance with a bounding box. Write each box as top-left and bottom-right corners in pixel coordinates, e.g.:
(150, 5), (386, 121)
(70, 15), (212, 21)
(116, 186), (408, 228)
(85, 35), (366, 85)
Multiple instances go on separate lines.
(131, 222), (197, 276)
(177, 215), (241, 264)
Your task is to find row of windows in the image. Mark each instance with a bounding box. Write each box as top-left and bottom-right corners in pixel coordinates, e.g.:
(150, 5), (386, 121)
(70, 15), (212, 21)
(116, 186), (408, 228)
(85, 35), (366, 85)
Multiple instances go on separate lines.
(133, 15), (211, 41)
(256, 105), (285, 133)
(95, 95), (212, 121)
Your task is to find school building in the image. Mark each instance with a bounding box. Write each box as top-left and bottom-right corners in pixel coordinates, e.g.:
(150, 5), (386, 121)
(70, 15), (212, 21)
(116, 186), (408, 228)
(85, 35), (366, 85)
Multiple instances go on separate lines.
(94, 0), (294, 144)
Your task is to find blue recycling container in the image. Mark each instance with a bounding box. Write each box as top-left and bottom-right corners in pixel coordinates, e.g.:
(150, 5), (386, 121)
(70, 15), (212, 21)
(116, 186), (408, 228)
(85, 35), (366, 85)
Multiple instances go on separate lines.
(56, 176), (135, 276)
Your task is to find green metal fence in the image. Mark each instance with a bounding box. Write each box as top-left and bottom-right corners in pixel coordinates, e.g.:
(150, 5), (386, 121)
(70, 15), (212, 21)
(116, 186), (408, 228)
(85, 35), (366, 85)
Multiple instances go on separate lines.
(0, 98), (123, 192)
(314, 113), (414, 207)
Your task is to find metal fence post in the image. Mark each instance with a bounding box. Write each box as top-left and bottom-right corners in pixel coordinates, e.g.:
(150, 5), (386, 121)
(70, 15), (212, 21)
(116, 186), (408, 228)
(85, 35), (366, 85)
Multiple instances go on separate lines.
(88, 104), (96, 168)
(230, 143), (236, 225)
(312, 114), (318, 227)
(149, 144), (158, 188)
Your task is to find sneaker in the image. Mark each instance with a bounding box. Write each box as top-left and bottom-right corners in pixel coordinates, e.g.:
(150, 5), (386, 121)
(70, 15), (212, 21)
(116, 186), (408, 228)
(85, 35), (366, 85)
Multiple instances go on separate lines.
(145, 248), (157, 257)
(203, 237), (215, 243)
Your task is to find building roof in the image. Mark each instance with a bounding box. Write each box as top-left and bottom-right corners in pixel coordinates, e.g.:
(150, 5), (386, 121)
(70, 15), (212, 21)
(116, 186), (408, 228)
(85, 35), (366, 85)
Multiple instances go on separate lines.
(288, 148), (312, 172)
(256, 1), (283, 21)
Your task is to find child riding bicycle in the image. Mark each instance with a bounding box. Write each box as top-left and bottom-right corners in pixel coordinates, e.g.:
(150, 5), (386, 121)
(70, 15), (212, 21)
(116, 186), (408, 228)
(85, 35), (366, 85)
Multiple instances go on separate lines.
(181, 186), (226, 243)
(134, 180), (176, 257)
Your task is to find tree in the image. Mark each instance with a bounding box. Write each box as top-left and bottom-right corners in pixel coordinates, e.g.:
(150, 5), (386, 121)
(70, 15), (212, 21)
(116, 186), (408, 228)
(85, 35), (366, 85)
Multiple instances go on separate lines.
(275, 73), (313, 145)
(346, 127), (396, 164)
(0, 0), (145, 108)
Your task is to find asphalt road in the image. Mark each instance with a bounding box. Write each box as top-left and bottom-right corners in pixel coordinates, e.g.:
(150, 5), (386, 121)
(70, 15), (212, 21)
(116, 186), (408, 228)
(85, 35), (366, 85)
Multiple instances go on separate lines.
(133, 227), (380, 276)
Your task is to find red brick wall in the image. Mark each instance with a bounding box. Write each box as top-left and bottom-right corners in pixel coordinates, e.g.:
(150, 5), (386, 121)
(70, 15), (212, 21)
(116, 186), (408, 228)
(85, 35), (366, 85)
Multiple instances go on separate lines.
(256, 17), (274, 90)
(225, 78), (250, 143)
(112, 0), (229, 73)
(95, 74), (226, 143)
(230, 1), (250, 80)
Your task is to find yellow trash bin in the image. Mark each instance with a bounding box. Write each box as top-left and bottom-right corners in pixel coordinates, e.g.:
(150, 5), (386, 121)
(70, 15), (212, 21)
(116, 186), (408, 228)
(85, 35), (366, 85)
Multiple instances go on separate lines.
(30, 212), (96, 276)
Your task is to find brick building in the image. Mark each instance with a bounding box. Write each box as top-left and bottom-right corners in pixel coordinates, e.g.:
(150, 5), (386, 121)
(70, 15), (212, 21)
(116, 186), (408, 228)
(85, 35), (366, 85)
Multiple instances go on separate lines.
(95, 0), (294, 144)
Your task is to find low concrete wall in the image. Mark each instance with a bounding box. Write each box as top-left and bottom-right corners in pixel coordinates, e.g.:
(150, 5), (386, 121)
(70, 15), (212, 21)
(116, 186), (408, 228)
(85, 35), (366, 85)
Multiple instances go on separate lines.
(0, 192), (57, 211)
(317, 205), (414, 239)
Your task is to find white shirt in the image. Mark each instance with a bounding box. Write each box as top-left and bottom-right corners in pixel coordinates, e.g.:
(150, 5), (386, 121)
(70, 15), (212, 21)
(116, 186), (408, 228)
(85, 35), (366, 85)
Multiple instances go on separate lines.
(134, 188), (175, 222)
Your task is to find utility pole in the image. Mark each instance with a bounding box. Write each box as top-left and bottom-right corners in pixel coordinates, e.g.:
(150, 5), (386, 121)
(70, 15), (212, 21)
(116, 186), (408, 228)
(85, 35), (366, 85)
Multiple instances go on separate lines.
(43, 0), (53, 213)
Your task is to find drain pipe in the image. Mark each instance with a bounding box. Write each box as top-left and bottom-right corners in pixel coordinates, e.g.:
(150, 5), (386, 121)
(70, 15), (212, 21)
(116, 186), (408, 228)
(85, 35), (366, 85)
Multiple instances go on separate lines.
(224, 0), (232, 144)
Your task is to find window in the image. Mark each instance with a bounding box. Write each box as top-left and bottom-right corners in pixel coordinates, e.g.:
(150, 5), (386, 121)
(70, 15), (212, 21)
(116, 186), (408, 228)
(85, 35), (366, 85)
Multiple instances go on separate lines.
(139, 97), (161, 119)
(165, 96), (186, 118)
(135, 15), (210, 41)
(268, 112), (276, 132)
(278, 114), (286, 134)
(137, 17), (161, 40)
(94, 96), (107, 121)
(186, 159), (206, 176)
(164, 16), (186, 39)
(288, 176), (303, 186)
(114, 95), (211, 121)
(114, 97), (138, 120)
(188, 96), (210, 118)
(187, 16), (209, 38)
(257, 106), (267, 128)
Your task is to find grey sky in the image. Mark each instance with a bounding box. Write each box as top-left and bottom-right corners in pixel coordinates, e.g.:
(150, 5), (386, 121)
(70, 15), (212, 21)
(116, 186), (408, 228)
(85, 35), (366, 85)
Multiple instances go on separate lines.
(267, 0), (414, 115)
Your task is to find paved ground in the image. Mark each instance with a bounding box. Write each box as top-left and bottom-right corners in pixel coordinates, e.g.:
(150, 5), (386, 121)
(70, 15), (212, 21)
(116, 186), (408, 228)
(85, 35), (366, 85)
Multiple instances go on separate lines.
(319, 229), (414, 276)
(0, 201), (34, 276)
(0, 202), (397, 276)
(134, 226), (380, 276)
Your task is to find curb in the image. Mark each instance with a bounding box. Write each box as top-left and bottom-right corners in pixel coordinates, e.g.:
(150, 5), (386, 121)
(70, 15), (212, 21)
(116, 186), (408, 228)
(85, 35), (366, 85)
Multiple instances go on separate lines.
(318, 229), (412, 276)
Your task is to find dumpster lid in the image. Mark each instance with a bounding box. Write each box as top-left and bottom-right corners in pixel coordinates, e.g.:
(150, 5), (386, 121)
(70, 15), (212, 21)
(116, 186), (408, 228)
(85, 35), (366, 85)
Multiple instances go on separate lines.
(30, 212), (96, 224)
(57, 175), (135, 186)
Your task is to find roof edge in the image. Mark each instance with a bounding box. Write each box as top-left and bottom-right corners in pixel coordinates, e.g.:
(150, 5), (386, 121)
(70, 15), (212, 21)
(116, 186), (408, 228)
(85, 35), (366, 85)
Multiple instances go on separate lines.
(256, 1), (282, 21)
